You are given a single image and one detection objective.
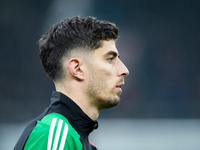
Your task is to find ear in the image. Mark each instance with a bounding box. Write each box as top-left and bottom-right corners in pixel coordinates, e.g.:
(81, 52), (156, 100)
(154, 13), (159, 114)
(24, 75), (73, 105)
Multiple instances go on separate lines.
(67, 58), (84, 80)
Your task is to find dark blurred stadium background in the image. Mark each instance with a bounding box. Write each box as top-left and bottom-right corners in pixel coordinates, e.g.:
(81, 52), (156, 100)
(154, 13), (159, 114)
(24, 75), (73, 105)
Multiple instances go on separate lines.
(1, 0), (200, 149)
(1, 0), (200, 123)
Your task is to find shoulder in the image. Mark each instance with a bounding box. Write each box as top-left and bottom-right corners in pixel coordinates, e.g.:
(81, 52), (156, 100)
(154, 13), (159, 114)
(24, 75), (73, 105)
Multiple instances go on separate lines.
(24, 113), (82, 150)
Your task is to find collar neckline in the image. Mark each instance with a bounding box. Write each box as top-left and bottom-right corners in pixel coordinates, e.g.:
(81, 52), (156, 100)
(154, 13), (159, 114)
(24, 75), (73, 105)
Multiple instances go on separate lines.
(50, 91), (98, 137)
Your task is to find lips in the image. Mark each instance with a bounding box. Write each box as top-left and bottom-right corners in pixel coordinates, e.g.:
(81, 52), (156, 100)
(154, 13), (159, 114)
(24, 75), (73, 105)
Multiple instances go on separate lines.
(116, 83), (124, 93)
(116, 83), (124, 88)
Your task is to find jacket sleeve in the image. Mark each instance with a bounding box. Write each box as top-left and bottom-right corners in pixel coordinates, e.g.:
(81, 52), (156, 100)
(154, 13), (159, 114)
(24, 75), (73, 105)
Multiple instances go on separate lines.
(23, 119), (83, 150)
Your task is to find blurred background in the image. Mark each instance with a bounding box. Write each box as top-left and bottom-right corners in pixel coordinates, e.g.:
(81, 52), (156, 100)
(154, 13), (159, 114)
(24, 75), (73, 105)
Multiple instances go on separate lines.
(0, 0), (200, 149)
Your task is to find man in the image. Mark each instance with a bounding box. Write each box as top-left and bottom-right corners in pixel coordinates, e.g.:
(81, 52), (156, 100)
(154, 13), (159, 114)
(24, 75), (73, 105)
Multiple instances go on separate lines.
(14, 16), (129, 150)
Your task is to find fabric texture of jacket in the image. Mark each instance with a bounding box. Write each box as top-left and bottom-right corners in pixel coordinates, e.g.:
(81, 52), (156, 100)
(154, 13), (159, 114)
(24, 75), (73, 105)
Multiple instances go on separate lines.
(14, 91), (98, 150)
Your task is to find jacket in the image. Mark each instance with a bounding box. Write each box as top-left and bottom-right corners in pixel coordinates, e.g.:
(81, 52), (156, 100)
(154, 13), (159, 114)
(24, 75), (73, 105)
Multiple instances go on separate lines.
(14, 91), (98, 150)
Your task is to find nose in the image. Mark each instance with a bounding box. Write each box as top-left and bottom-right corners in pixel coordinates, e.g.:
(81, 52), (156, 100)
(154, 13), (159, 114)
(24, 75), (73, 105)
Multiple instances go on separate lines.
(118, 60), (129, 77)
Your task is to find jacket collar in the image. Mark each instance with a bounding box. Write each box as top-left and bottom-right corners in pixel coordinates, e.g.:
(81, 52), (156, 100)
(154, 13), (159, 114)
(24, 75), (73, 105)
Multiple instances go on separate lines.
(50, 91), (98, 138)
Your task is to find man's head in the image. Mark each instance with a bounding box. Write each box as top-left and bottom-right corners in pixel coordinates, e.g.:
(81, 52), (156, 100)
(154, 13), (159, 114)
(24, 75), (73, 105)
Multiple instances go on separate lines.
(39, 16), (129, 111)
(39, 16), (118, 81)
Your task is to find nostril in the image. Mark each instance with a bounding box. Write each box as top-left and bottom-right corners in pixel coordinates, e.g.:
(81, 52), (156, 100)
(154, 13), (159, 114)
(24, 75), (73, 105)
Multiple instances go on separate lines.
(123, 69), (129, 76)
(118, 59), (129, 76)
(122, 73), (127, 76)
(118, 68), (129, 77)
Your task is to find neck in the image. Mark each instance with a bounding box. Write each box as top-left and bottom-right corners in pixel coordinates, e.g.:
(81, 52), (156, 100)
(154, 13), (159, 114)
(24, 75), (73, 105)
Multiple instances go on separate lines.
(55, 81), (99, 120)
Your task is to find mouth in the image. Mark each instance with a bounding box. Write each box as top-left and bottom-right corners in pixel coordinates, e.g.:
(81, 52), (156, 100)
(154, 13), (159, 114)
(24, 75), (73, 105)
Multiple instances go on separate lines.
(116, 83), (124, 93)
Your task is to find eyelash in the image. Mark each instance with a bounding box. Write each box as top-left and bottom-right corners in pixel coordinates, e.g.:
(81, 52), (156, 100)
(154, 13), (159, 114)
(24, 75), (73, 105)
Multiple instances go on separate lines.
(107, 57), (114, 62)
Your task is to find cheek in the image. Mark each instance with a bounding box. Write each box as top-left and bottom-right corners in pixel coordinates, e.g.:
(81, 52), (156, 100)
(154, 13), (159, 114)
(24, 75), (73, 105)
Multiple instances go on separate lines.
(99, 71), (114, 87)
(89, 62), (116, 83)
(98, 65), (115, 77)
(91, 71), (110, 89)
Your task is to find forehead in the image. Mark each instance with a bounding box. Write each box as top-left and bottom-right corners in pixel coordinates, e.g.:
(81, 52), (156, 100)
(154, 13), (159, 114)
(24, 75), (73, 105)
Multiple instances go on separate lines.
(94, 40), (119, 56)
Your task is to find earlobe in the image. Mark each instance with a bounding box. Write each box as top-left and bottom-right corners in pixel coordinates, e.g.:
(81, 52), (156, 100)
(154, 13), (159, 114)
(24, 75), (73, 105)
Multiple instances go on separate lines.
(67, 58), (84, 80)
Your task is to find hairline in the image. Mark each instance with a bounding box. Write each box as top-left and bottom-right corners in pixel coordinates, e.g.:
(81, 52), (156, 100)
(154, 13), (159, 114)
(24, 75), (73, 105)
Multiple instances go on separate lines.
(56, 39), (116, 82)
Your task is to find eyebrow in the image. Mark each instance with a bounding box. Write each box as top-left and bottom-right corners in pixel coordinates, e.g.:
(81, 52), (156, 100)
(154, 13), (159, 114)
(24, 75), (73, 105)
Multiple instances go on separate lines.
(104, 50), (120, 58)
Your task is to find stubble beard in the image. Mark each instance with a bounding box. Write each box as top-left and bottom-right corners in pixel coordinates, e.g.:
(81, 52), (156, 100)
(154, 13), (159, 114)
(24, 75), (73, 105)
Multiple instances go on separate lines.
(87, 76), (120, 110)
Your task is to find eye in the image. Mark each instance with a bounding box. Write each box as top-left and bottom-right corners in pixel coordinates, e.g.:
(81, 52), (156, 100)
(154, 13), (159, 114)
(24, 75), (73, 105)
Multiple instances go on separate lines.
(107, 57), (114, 62)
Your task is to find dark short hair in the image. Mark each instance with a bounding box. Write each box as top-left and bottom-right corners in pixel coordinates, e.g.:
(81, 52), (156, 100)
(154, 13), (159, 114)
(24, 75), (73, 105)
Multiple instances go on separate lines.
(39, 16), (119, 81)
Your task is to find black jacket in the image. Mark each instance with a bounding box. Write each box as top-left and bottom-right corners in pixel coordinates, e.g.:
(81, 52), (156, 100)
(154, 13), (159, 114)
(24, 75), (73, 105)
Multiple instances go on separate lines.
(14, 91), (98, 150)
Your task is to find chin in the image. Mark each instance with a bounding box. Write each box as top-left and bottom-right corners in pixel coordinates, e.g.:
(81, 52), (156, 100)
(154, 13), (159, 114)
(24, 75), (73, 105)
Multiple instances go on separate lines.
(100, 96), (120, 110)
